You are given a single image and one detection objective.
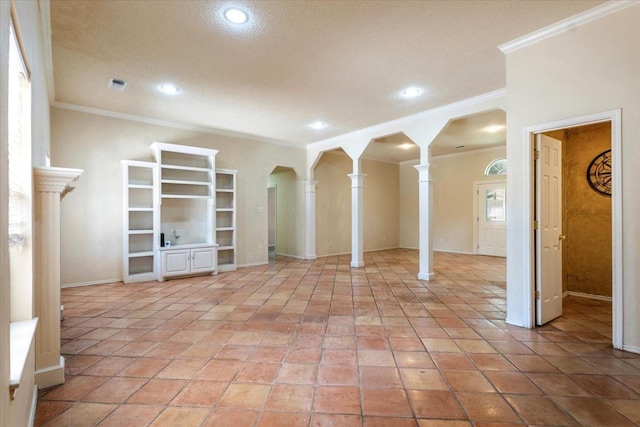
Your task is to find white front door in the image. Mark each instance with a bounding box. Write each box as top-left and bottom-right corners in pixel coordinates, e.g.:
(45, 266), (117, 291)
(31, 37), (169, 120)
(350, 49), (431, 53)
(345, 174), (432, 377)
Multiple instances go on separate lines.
(536, 134), (563, 325)
(477, 182), (507, 257)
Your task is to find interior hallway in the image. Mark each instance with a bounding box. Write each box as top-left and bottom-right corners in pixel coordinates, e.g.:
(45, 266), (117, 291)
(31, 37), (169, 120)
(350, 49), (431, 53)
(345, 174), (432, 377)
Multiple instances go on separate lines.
(36, 249), (640, 426)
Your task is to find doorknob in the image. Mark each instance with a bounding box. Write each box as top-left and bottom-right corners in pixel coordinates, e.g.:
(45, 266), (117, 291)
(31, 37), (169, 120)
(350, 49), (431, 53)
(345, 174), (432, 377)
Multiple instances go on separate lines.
(558, 234), (566, 241)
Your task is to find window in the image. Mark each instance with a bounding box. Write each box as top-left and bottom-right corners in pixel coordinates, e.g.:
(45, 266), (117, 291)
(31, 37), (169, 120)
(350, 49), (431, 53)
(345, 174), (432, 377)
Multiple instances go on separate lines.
(8, 21), (30, 248)
(484, 158), (507, 176)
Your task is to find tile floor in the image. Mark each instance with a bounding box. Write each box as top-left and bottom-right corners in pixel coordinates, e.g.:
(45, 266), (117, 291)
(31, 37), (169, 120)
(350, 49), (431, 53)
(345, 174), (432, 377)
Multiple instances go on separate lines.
(36, 249), (640, 426)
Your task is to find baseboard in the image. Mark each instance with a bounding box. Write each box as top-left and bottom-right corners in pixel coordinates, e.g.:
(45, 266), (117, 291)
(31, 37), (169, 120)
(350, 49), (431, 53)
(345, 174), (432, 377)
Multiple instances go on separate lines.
(565, 291), (612, 302)
(398, 246), (418, 250)
(61, 278), (122, 288)
(237, 261), (269, 268)
(317, 246), (402, 258)
(29, 384), (38, 427)
(433, 249), (475, 255)
(276, 253), (305, 260)
(622, 344), (640, 355)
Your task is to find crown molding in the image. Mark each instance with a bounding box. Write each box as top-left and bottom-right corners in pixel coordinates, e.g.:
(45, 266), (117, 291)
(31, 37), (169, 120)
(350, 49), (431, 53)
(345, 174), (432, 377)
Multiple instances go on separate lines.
(432, 144), (505, 160)
(499, 1), (638, 54)
(52, 102), (305, 150)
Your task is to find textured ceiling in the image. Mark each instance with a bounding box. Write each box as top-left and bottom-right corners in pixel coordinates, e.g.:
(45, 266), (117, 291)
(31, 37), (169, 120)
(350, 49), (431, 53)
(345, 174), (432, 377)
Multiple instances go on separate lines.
(50, 0), (604, 147)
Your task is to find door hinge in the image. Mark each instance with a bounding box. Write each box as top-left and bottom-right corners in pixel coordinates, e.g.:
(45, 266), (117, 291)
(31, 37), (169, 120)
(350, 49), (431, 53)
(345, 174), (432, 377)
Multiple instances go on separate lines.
(535, 290), (540, 299)
(534, 149), (540, 160)
(534, 220), (539, 230)
(476, 216), (479, 222)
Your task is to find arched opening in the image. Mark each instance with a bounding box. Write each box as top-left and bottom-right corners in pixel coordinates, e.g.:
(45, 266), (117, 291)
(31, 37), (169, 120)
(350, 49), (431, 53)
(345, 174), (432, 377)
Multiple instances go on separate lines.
(267, 166), (298, 261)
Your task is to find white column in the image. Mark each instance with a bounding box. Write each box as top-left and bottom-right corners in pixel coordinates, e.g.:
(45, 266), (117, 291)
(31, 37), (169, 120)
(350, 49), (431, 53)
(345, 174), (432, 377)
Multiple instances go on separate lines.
(304, 180), (318, 260)
(414, 164), (434, 280)
(33, 167), (82, 388)
(348, 169), (366, 268)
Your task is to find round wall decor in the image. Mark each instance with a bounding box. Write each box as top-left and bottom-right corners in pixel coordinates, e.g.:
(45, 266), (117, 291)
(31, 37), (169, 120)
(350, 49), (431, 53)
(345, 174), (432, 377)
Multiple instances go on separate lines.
(586, 149), (611, 196)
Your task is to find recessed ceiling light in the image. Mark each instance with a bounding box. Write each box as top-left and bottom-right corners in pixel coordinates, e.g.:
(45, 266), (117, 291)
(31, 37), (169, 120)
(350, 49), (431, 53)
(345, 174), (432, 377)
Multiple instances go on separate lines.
(484, 124), (505, 133)
(309, 121), (328, 130)
(159, 84), (179, 95)
(399, 143), (415, 150)
(224, 8), (248, 24)
(401, 87), (423, 98)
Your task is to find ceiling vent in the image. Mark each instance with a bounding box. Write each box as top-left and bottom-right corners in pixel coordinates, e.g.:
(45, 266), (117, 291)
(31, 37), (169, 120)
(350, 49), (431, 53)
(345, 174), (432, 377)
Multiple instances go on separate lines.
(108, 78), (127, 92)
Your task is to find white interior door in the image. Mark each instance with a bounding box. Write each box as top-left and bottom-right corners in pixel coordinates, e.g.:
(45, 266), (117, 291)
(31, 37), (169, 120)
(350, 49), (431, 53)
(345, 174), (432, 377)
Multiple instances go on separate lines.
(477, 182), (507, 257)
(536, 134), (563, 325)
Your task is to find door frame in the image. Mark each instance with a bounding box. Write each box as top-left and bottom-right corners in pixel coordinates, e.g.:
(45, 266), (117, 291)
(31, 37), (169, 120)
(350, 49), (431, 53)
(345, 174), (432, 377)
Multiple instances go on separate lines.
(267, 185), (277, 254)
(522, 109), (622, 349)
(473, 178), (507, 256)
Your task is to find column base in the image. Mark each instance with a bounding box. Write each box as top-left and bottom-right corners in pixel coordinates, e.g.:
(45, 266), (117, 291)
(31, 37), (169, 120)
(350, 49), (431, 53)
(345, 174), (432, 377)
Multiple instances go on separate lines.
(35, 356), (65, 389)
(305, 254), (317, 260)
(350, 261), (364, 268)
(418, 272), (435, 281)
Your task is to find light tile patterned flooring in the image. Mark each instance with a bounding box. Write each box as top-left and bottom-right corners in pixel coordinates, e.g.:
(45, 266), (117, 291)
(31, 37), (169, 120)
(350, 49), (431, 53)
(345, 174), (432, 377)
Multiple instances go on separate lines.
(36, 249), (640, 426)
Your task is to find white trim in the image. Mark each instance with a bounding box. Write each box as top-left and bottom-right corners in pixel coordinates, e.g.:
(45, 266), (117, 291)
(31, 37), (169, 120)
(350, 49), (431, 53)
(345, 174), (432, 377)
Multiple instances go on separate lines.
(433, 249), (475, 256)
(622, 344), (640, 355)
(237, 261), (269, 268)
(498, 1), (638, 53)
(473, 178), (507, 257)
(399, 246), (419, 250)
(52, 102), (304, 149)
(523, 109), (622, 349)
(275, 253), (305, 260)
(29, 384), (38, 427)
(308, 89), (506, 150)
(317, 251), (351, 258)
(566, 291), (612, 302)
(431, 145), (504, 160)
(61, 278), (121, 288)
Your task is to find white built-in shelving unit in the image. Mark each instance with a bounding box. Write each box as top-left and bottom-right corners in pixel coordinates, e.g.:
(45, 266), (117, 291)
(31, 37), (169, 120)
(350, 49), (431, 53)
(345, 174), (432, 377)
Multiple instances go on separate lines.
(122, 143), (238, 283)
(215, 169), (237, 272)
(122, 160), (158, 284)
(151, 142), (219, 281)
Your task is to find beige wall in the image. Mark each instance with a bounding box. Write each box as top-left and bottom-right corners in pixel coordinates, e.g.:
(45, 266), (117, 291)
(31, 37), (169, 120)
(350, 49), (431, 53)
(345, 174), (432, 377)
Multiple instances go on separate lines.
(399, 147), (506, 253)
(563, 123), (612, 296)
(315, 151), (399, 256)
(399, 160), (420, 249)
(505, 5), (640, 349)
(51, 107), (306, 286)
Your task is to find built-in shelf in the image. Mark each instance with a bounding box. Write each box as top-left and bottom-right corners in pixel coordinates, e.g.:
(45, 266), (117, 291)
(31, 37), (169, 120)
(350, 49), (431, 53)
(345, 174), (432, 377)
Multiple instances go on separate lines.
(161, 194), (214, 200)
(216, 208), (234, 212)
(122, 160), (158, 284)
(161, 179), (211, 186)
(161, 164), (213, 173)
(215, 169), (237, 272)
(216, 227), (234, 231)
(128, 229), (153, 235)
(129, 251), (154, 258)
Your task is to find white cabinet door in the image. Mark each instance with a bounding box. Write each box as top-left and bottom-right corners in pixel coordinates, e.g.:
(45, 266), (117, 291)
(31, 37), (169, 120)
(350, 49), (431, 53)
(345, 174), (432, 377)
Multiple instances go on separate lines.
(163, 250), (190, 276)
(191, 248), (216, 273)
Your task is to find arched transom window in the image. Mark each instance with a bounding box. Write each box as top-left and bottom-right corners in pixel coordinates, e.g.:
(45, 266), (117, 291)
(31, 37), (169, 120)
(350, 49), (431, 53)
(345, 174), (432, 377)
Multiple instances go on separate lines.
(485, 158), (507, 176)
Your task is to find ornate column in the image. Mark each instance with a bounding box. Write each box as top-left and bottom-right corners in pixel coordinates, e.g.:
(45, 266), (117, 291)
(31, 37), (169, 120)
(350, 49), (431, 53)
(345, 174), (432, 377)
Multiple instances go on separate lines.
(348, 171), (366, 268)
(415, 164), (434, 280)
(33, 167), (82, 388)
(304, 181), (318, 260)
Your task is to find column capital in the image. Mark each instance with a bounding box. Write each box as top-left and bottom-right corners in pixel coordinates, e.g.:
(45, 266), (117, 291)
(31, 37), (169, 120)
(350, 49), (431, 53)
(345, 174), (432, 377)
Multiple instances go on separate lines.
(347, 173), (366, 188)
(414, 164), (434, 182)
(34, 167), (83, 197)
(304, 180), (319, 192)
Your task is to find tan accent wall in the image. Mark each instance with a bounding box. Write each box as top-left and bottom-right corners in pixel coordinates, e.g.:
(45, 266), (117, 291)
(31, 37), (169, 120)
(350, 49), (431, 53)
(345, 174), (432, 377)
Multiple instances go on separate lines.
(314, 151), (399, 256)
(563, 123), (612, 297)
(51, 107), (307, 286)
